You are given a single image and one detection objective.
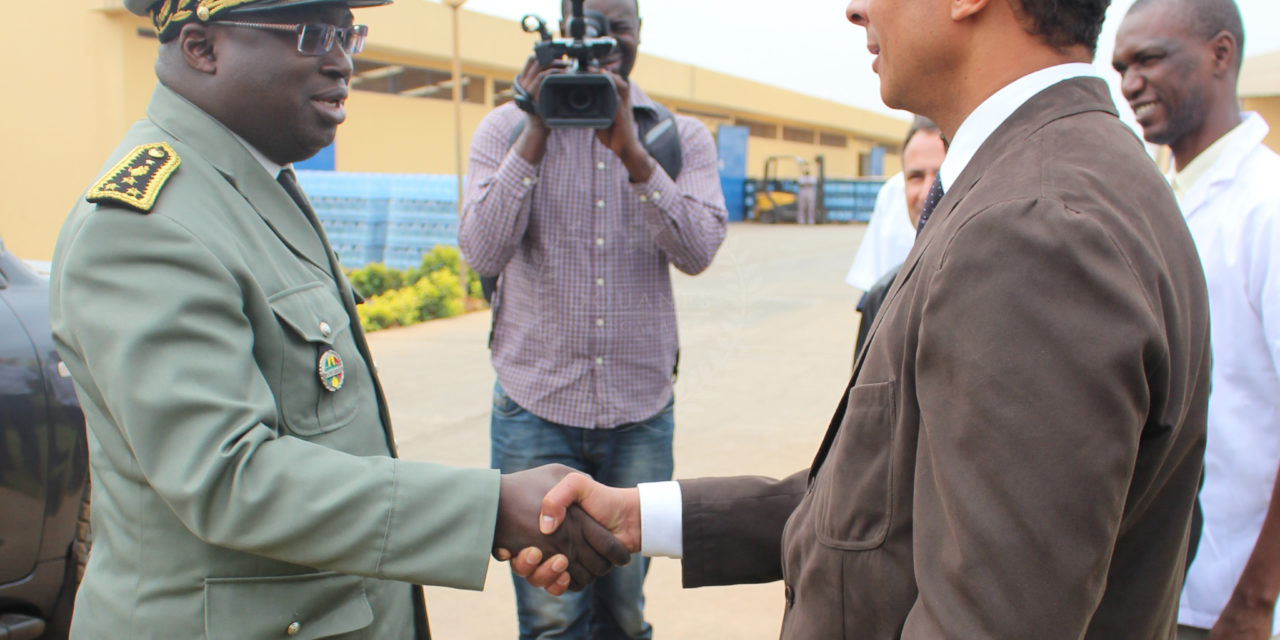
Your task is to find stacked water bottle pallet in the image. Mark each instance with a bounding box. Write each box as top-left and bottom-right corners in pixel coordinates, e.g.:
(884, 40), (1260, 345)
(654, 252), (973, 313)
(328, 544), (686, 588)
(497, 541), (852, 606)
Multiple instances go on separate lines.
(821, 179), (884, 223)
(296, 171), (462, 270)
(385, 174), (461, 271)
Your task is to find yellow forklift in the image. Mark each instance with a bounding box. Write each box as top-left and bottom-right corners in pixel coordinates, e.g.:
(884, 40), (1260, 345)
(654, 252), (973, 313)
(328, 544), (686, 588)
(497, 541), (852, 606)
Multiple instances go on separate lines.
(752, 155), (825, 223)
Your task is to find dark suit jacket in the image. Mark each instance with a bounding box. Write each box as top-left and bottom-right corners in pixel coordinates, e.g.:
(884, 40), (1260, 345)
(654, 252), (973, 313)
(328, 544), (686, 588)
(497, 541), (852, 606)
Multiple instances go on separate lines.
(679, 77), (1211, 639)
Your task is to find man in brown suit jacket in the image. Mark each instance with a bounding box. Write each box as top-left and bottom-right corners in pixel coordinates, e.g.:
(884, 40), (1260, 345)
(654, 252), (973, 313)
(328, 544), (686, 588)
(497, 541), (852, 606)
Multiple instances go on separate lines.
(520, 0), (1213, 637)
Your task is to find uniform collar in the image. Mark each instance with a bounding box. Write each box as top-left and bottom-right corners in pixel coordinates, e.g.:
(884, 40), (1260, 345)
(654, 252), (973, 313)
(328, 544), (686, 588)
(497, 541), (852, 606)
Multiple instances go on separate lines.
(227, 130), (289, 180)
(145, 83), (331, 273)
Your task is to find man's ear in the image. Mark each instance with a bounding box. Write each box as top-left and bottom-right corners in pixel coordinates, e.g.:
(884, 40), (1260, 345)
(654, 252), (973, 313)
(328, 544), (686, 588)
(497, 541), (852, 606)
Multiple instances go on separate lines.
(177, 22), (218, 74)
(1208, 30), (1239, 78)
(951, 0), (992, 22)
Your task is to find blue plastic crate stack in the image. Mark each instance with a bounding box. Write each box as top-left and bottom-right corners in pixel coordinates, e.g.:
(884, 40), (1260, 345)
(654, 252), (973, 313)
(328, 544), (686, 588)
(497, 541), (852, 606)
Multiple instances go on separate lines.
(385, 174), (461, 271)
(822, 179), (884, 223)
(296, 171), (462, 270)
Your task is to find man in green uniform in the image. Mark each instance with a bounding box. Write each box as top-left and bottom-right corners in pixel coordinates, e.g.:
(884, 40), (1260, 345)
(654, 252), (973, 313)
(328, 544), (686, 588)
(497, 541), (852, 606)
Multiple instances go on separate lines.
(49, 1), (626, 637)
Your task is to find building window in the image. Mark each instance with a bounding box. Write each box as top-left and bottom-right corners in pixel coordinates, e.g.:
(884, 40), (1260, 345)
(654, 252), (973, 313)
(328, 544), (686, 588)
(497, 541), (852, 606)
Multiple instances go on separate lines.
(783, 126), (816, 144)
(736, 117), (778, 140)
(819, 132), (849, 148)
(352, 59), (485, 104)
(494, 80), (515, 106)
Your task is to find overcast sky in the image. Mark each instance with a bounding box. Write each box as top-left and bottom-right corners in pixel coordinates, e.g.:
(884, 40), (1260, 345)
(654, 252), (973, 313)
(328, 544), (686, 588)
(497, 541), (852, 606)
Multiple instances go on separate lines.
(455, 0), (1280, 121)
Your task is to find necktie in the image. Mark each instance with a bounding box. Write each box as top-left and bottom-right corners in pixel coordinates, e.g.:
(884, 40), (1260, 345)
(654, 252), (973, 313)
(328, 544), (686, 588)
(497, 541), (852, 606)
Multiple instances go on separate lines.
(917, 175), (944, 235)
(277, 168), (322, 230)
(276, 171), (396, 450)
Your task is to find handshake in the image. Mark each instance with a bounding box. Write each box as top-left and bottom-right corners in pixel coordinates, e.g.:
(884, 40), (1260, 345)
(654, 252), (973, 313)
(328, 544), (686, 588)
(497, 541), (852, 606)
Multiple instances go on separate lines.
(492, 464), (640, 595)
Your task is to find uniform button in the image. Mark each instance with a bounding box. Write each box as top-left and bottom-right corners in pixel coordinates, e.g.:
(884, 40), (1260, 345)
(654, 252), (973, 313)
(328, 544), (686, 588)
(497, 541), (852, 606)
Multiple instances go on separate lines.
(651, 191), (662, 202)
(596, 318), (605, 327)
(596, 238), (605, 246)
(784, 584), (795, 608)
(595, 357), (604, 365)
(319, 321), (333, 338)
(597, 161), (606, 170)
(638, 194), (648, 203)
(596, 199), (606, 209)
(286, 621), (302, 636)
(596, 278), (605, 286)
(522, 177), (536, 186)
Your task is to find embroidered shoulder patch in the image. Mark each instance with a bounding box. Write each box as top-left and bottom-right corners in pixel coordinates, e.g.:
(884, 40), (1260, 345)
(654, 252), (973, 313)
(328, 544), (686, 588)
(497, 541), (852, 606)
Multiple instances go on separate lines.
(86, 143), (181, 213)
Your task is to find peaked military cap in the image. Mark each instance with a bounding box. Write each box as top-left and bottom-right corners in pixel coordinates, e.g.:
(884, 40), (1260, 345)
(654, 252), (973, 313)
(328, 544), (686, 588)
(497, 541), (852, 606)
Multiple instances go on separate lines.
(125, 0), (392, 42)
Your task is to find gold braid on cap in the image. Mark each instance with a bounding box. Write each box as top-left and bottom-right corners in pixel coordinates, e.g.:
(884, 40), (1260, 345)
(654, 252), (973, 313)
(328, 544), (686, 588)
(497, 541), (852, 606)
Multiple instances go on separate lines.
(152, 0), (261, 40)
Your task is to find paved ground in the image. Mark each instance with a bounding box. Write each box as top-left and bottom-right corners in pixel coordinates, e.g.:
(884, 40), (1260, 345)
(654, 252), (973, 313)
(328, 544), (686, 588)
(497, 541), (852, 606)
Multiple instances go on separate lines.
(368, 222), (868, 639)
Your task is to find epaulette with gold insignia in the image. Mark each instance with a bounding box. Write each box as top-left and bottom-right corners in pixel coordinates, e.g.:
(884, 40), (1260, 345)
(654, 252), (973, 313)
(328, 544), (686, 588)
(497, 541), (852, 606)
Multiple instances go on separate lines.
(86, 142), (181, 214)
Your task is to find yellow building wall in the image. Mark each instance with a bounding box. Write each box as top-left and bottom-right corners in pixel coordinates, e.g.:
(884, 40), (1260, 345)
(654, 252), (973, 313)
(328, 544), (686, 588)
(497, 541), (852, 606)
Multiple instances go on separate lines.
(5, 3), (155, 261)
(4, 2), (905, 260)
(1242, 97), (1280, 153)
(339, 91), (492, 174)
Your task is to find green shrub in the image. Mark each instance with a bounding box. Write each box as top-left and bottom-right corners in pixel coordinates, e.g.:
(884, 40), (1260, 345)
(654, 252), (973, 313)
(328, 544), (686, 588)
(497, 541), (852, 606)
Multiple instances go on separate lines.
(348, 262), (403, 299)
(414, 268), (465, 320)
(351, 245), (488, 332)
(406, 245), (459, 284)
(357, 285), (423, 331)
(407, 245), (484, 302)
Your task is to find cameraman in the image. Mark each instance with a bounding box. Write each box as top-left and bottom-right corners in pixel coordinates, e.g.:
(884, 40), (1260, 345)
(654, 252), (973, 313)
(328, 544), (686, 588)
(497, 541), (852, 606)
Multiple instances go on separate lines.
(458, 0), (727, 638)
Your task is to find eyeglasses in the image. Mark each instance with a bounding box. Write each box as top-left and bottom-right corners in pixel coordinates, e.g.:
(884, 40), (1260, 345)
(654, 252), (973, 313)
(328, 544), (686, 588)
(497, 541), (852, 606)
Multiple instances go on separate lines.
(215, 22), (369, 56)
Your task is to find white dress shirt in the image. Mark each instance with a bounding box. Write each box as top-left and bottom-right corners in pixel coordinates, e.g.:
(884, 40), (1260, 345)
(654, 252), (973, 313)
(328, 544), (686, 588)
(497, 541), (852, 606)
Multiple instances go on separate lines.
(637, 62), (1100, 559)
(1172, 113), (1280, 635)
(845, 172), (913, 290)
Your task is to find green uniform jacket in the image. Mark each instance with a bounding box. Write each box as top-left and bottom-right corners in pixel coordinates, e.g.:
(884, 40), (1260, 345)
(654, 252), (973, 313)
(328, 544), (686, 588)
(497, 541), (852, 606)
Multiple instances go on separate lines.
(49, 84), (499, 640)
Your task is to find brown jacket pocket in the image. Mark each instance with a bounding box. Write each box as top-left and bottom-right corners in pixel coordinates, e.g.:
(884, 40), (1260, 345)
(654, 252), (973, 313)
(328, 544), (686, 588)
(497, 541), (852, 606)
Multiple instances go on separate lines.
(811, 380), (897, 550)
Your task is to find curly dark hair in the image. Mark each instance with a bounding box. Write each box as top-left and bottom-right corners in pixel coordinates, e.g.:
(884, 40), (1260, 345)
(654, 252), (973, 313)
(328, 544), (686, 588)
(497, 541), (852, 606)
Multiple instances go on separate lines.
(1013, 0), (1112, 55)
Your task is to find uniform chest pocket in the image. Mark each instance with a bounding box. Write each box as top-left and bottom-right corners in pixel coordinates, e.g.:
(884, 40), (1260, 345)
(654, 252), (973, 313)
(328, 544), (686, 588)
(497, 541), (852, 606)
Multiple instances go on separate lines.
(811, 380), (897, 550)
(204, 571), (373, 640)
(269, 282), (361, 436)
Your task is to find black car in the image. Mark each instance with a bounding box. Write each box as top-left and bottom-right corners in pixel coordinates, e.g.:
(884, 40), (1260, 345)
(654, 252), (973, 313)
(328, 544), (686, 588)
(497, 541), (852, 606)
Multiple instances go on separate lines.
(0, 236), (89, 640)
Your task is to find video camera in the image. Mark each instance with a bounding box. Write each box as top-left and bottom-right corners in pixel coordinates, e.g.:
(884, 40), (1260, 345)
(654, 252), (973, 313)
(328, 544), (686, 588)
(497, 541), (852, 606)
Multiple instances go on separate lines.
(515, 0), (619, 129)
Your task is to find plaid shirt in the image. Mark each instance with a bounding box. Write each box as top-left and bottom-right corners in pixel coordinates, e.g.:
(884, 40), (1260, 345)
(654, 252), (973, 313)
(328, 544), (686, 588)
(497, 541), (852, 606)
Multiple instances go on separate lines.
(459, 85), (727, 428)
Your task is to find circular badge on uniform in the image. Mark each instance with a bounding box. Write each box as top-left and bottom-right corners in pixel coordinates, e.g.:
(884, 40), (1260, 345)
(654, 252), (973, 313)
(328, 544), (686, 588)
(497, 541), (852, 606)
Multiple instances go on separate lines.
(317, 349), (345, 392)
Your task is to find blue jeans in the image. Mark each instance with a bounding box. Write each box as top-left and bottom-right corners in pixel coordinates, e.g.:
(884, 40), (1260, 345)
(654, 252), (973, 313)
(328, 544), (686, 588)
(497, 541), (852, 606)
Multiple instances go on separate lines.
(490, 382), (674, 640)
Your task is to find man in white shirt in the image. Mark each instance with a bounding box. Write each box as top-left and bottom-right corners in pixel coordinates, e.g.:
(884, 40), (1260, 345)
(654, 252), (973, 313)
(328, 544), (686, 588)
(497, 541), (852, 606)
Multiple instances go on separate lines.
(520, 0), (1212, 636)
(845, 172), (913, 291)
(1115, 1), (1280, 638)
(852, 116), (944, 360)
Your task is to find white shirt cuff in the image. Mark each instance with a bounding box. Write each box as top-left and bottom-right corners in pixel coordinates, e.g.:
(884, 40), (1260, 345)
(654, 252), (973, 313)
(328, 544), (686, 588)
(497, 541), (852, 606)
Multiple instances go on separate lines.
(637, 481), (683, 558)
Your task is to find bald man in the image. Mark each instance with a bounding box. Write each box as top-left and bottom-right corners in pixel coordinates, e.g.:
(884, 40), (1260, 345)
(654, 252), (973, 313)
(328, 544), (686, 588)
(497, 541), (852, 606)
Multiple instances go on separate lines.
(1116, 1), (1280, 637)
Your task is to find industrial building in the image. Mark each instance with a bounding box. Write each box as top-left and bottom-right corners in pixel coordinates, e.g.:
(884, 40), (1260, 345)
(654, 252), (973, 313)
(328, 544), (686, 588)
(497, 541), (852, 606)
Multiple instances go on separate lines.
(7, 1), (910, 262)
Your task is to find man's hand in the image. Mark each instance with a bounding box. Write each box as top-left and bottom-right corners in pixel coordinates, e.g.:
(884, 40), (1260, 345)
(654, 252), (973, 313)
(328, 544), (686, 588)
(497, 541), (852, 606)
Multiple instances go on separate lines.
(493, 464), (631, 593)
(512, 55), (568, 164)
(1209, 594), (1278, 640)
(538, 472), (642, 553)
(594, 71), (654, 183)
